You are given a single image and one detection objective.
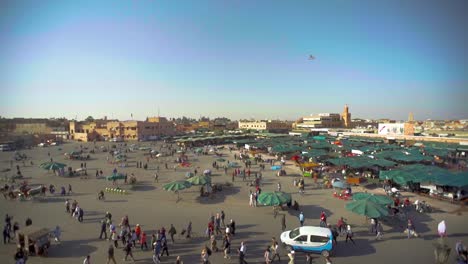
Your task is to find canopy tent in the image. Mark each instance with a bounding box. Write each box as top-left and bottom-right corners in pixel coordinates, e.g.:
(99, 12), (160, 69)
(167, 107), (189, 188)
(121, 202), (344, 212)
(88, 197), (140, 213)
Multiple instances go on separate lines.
(345, 199), (389, 218)
(352, 192), (393, 205)
(39, 162), (66, 171)
(257, 191), (292, 206)
(106, 173), (126, 181)
(303, 142), (332, 149)
(301, 149), (329, 158)
(270, 145), (302, 154)
(312, 135), (327, 141)
(327, 156), (396, 169)
(163, 180), (192, 201)
(379, 164), (468, 187)
(375, 150), (433, 163)
(186, 175), (211, 185)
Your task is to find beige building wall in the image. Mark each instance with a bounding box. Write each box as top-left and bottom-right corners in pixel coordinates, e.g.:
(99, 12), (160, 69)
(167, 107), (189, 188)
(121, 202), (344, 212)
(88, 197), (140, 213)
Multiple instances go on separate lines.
(69, 117), (176, 141)
(15, 123), (52, 134)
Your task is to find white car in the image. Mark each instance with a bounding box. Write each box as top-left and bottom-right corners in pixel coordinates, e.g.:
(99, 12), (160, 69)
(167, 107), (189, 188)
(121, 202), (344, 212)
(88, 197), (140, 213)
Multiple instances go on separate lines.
(280, 226), (333, 257)
(37, 143), (47, 147)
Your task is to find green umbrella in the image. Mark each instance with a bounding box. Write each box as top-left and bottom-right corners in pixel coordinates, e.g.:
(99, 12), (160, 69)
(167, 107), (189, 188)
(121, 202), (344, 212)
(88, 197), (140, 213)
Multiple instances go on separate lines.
(115, 154), (126, 159)
(195, 148), (203, 153)
(186, 175), (211, 185)
(106, 173), (126, 181)
(258, 191), (292, 206)
(345, 199), (389, 218)
(40, 162), (66, 171)
(216, 158), (226, 162)
(352, 192), (393, 205)
(163, 181), (192, 201)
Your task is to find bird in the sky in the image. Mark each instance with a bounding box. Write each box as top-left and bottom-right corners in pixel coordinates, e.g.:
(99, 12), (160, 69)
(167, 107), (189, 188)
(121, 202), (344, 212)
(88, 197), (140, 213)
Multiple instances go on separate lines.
(309, 55), (316, 60)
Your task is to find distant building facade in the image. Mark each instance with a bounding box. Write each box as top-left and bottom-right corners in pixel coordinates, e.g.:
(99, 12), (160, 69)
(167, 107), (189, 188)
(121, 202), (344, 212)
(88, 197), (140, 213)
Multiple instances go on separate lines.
(294, 105), (356, 130)
(69, 117), (175, 142)
(238, 120), (291, 133)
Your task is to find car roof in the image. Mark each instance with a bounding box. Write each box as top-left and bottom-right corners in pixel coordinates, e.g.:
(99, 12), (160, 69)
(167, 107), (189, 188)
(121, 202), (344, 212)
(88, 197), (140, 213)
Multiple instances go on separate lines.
(297, 226), (332, 237)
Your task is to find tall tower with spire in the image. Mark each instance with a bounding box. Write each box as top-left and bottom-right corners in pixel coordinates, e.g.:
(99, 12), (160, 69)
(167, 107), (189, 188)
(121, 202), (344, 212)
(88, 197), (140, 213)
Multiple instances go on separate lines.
(408, 112), (414, 122)
(341, 104), (351, 128)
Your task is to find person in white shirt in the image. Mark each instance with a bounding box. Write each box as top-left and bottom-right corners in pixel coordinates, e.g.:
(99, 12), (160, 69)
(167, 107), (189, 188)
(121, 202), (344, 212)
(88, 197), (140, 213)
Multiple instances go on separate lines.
(238, 241), (247, 264)
(83, 255), (91, 264)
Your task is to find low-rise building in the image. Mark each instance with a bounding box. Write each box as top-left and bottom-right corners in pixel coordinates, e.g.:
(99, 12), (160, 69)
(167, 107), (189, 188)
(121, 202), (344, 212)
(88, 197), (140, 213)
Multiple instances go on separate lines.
(69, 116), (175, 142)
(296, 113), (343, 129)
(238, 120), (291, 133)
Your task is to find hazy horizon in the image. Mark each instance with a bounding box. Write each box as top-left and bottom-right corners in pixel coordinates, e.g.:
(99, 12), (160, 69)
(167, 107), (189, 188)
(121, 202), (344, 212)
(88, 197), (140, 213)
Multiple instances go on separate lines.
(1, 1), (467, 121)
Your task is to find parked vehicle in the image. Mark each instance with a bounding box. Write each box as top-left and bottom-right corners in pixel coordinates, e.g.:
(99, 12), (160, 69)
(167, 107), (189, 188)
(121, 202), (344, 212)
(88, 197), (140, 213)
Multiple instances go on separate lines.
(280, 226), (333, 257)
(15, 225), (51, 256)
(414, 200), (432, 213)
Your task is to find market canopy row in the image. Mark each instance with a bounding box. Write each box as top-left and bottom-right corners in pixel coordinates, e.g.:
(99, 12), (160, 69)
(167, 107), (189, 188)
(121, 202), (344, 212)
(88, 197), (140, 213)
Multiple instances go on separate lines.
(379, 164), (468, 187)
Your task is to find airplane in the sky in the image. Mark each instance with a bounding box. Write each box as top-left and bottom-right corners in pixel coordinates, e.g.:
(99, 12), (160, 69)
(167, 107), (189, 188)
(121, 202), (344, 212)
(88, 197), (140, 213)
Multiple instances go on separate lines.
(309, 55), (316, 60)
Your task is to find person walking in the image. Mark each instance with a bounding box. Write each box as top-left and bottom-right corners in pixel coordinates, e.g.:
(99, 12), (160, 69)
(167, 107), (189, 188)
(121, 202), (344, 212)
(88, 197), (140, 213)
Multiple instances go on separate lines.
(54, 225), (61, 243)
(107, 244), (117, 264)
(345, 225), (356, 245)
(3, 225), (10, 244)
(186, 221), (192, 238)
(406, 219), (415, 239)
(161, 237), (169, 257)
(99, 220), (107, 239)
(223, 234), (231, 259)
(111, 231), (118, 248)
(123, 240), (136, 262)
(264, 246), (272, 263)
(65, 199), (70, 213)
(141, 232), (148, 250)
(221, 210), (226, 227)
(306, 253), (313, 264)
(238, 241), (248, 264)
(329, 225), (338, 245)
(215, 213), (222, 235)
(271, 239), (281, 262)
(320, 211), (327, 227)
(210, 235), (218, 252)
(153, 240), (162, 264)
(168, 224), (177, 243)
(287, 250), (295, 264)
(201, 248), (210, 264)
(154, 172), (159, 182)
(375, 222), (384, 240)
(83, 255), (91, 264)
(281, 215), (286, 231)
(277, 182), (281, 192)
(299, 212), (305, 227)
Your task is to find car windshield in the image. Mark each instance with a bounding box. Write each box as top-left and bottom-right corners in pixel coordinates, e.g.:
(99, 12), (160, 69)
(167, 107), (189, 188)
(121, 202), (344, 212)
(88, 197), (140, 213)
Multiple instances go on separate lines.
(289, 228), (300, 239)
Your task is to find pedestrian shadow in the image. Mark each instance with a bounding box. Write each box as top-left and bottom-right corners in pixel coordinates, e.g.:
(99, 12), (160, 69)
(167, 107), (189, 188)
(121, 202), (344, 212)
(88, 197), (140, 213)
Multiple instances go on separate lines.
(333, 238), (376, 257)
(34, 197), (66, 203)
(422, 232), (468, 241)
(131, 184), (156, 192)
(48, 239), (98, 258)
(287, 204), (334, 220)
(104, 199), (128, 203)
(195, 187), (241, 204)
(237, 224), (256, 229)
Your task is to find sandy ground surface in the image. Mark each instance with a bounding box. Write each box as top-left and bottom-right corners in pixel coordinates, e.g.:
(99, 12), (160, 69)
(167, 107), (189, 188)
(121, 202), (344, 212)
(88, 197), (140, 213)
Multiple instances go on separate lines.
(1, 141), (467, 264)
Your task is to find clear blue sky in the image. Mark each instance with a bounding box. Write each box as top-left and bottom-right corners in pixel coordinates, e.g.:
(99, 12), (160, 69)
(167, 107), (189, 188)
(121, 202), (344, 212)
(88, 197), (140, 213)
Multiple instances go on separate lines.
(1, 0), (467, 121)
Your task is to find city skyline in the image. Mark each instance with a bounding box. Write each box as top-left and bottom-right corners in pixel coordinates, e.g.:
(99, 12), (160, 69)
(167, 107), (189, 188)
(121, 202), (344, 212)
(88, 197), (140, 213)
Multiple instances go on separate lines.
(1, 0), (467, 121)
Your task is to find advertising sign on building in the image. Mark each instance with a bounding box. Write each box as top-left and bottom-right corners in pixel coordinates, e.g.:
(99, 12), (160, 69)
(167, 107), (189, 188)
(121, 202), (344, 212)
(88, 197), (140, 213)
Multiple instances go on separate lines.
(378, 123), (405, 135)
